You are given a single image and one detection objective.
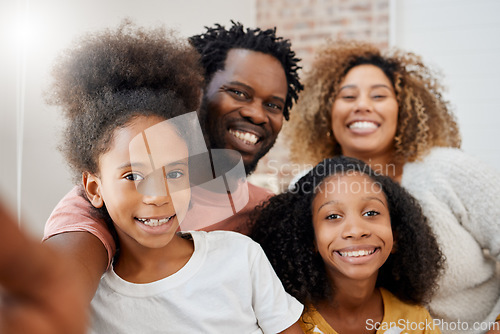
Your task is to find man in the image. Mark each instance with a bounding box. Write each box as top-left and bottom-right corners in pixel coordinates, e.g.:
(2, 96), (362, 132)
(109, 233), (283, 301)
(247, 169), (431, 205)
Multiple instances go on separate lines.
(43, 21), (302, 305)
(189, 23), (301, 175)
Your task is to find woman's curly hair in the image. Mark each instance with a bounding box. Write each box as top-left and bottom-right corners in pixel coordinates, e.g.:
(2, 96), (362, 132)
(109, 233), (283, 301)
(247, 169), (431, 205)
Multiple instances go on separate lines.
(189, 21), (303, 120)
(251, 156), (444, 306)
(46, 20), (204, 181)
(286, 40), (461, 165)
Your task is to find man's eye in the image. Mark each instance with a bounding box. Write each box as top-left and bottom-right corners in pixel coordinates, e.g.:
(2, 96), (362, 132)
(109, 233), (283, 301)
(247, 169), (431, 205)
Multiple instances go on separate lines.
(363, 210), (380, 217)
(227, 88), (247, 99)
(265, 103), (284, 113)
(166, 170), (184, 179)
(125, 173), (144, 181)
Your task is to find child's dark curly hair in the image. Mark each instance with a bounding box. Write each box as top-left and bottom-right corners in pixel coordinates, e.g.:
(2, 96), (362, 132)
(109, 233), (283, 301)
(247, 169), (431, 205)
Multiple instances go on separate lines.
(189, 21), (303, 120)
(251, 156), (444, 306)
(46, 20), (204, 182)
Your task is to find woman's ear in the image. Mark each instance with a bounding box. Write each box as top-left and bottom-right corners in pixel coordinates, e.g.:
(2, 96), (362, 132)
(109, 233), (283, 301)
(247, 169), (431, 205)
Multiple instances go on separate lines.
(82, 172), (103, 208)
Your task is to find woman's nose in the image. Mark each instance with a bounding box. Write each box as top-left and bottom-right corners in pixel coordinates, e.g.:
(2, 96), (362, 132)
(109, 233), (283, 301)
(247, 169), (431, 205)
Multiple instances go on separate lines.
(354, 95), (373, 113)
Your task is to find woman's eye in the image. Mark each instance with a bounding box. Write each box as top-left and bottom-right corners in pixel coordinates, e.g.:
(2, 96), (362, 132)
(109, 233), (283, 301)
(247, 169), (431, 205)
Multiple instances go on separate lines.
(363, 210), (380, 217)
(166, 170), (184, 179)
(125, 173), (143, 181)
(341, 95), (355, 100)
(372, 95), (386, 100)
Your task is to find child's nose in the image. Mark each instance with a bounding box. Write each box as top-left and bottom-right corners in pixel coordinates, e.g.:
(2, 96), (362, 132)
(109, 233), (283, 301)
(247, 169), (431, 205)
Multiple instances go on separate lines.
(341, 217), (371, 239)
(140, 168), (172, 206)
(142, 193), (171, 206)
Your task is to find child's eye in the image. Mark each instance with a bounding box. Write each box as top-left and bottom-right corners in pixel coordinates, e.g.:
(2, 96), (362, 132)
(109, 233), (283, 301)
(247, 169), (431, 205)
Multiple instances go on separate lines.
(326, 213), (341, 220)
(166, 170), (184, 179)
(363, 210), (380, 217)
(124, 173), (144, 181)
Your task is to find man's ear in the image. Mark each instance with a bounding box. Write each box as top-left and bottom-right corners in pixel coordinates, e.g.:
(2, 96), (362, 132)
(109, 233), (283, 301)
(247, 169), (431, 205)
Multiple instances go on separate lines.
(82, 172), (103, 208)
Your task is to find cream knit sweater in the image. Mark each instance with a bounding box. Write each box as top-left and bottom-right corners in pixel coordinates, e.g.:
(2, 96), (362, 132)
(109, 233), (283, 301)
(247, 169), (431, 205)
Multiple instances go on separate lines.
(402, 147), (500, 334)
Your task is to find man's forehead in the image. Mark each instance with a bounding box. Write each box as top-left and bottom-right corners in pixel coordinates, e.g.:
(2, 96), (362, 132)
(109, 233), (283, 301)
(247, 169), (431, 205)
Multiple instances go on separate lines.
(223, 48), (281, 71)
(205, 48), (287, 98)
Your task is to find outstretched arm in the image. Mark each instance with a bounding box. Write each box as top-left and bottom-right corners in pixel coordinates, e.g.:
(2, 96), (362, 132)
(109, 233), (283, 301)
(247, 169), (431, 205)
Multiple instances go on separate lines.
(0, 201), (88, 334)
(43, 186), (116, 305)
(44, 231), (108, 305)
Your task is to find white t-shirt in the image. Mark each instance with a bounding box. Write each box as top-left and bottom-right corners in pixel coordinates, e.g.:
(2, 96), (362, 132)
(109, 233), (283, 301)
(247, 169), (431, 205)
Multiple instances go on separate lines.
(90, 230), (303, 334)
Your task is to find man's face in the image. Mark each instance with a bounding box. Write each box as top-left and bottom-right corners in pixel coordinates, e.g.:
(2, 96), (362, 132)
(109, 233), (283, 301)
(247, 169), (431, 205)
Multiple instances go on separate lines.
(203, 48), (288, 175)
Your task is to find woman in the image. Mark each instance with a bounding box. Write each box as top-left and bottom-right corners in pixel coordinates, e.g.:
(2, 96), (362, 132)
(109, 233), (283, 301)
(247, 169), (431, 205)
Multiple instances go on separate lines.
(286, 40), (500, 334)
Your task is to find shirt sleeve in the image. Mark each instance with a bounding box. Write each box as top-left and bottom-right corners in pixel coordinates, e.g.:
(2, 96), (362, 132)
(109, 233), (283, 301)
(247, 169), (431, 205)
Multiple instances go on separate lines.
(43, 186), (116, 268)
(440, 149), (500, 259)
(250, 242), (303, 334)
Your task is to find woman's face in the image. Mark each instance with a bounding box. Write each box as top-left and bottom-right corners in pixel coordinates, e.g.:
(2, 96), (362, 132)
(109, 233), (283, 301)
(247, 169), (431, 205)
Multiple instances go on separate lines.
(312, 173), (393, 283)
(330, 64), (399, 160)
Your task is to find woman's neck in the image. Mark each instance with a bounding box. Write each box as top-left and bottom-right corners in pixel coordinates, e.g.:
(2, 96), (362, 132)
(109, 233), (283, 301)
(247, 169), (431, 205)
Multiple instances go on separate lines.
(344, 150), (403, 182)
(114, 234), (194, 284)
(315, 275), (384, 334)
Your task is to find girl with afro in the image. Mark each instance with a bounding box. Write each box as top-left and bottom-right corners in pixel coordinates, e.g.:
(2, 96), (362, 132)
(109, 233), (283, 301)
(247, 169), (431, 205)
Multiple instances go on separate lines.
(252, 156), (443, 334)
(285, 40), (500, 332)
(49, 22), (304, 333)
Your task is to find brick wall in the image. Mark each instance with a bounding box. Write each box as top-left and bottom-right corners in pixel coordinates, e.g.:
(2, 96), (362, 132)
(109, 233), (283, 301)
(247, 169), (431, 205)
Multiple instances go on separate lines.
(249, 0), (390, 192)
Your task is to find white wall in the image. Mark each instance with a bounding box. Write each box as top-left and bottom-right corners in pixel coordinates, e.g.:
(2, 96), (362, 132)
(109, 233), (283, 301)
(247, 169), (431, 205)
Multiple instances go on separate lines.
(390, 0), (500, 170)
(0, 0), (253, 237)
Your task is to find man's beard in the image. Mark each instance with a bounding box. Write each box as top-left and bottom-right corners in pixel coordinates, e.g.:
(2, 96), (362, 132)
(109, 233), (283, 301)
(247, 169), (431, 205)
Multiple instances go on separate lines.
(242, 140), (275, 175)
(199, 98), (276, 176)
(205, 119), (276, 176)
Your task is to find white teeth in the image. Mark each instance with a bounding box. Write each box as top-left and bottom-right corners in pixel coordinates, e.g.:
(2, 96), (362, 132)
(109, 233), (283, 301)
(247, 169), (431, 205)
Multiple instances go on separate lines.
(349, 121), (378, 129)
(339, 249), (375, 257)
(229, 129), (259, 145)
(137, 216), (173, 227)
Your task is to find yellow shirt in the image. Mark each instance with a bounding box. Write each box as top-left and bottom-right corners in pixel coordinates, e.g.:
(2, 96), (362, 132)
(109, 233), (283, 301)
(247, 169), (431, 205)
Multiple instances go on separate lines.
(299, 288), (441, 334)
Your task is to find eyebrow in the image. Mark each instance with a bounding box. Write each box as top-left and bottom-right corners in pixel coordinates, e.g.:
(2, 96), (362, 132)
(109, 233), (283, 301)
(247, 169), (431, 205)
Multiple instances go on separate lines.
(316, 200), (339, 213)
(117, 160), (188, 170)
(316, 196), (386, 213)
(339, 84), (393, 91)
(229, 80), (286, 104)
(362, 196), (387, 207)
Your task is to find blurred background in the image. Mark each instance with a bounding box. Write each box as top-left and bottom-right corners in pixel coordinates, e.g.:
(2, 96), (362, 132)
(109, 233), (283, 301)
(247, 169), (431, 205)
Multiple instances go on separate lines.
(1, 0), (499, 238)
